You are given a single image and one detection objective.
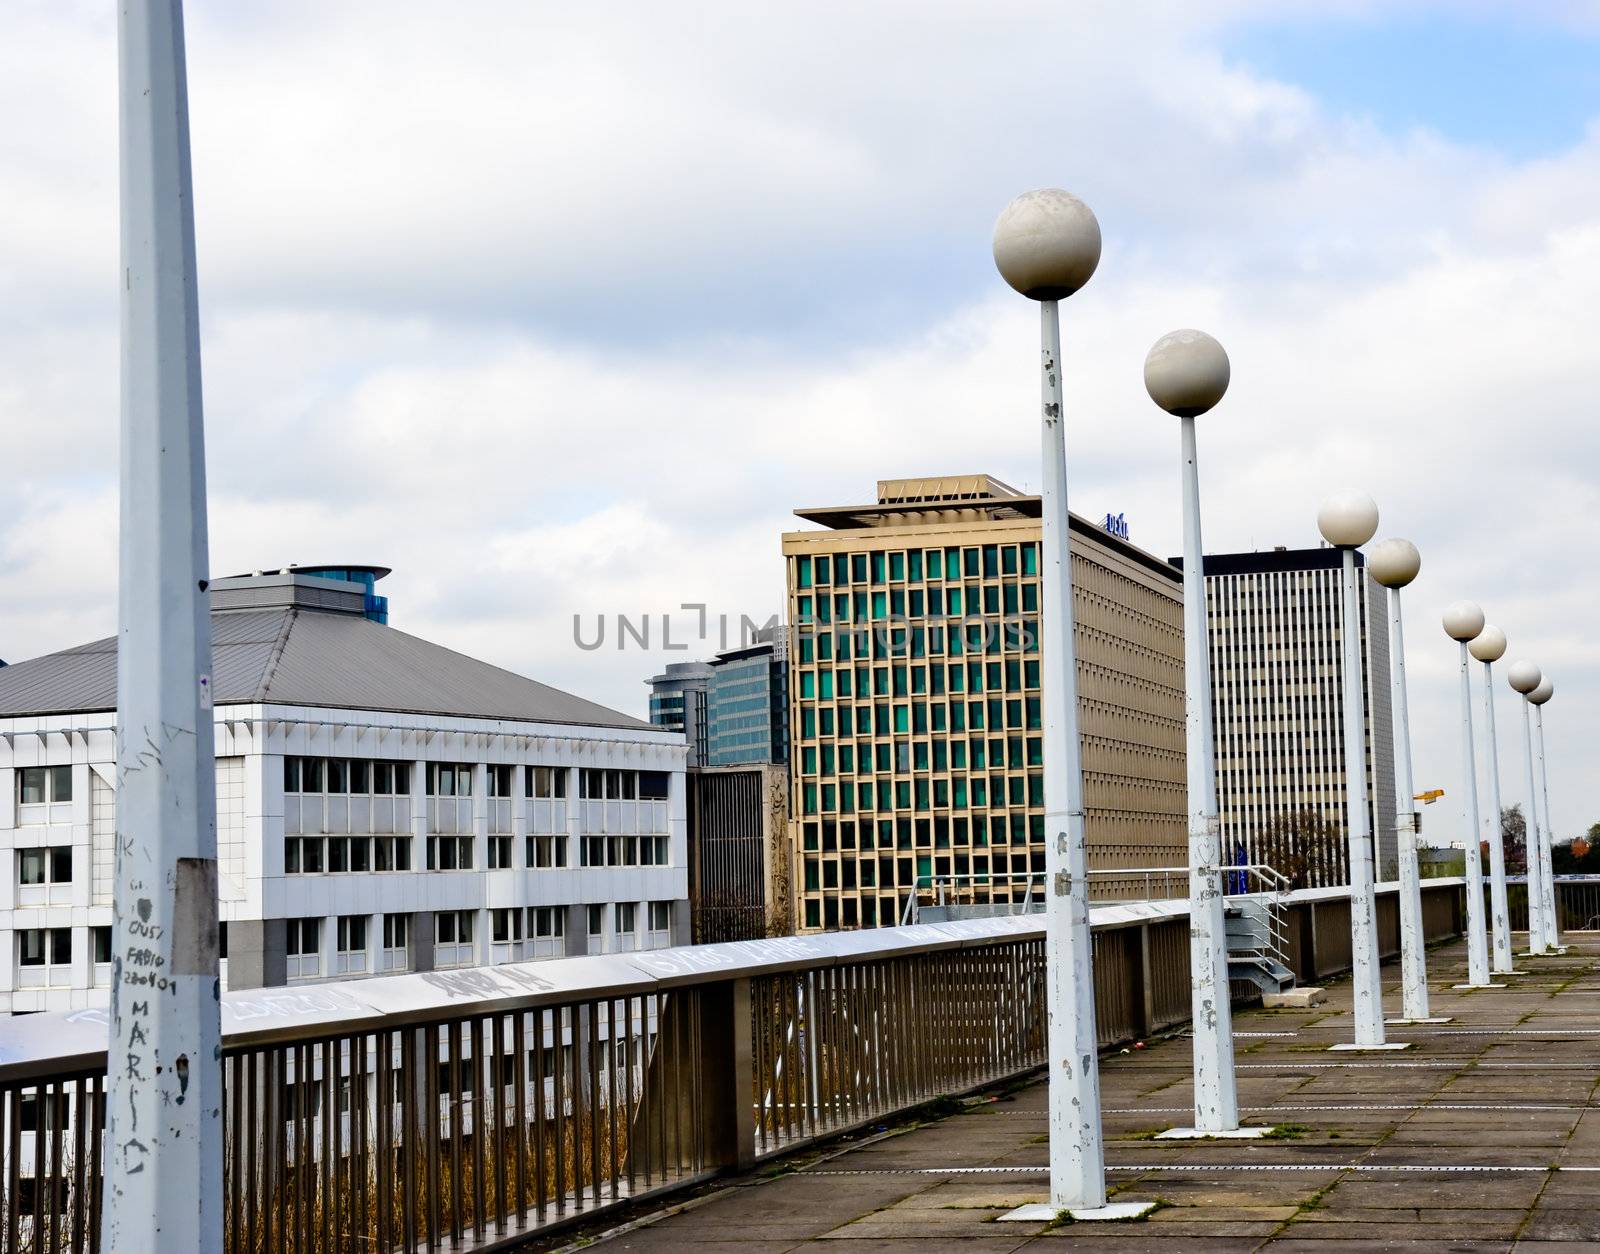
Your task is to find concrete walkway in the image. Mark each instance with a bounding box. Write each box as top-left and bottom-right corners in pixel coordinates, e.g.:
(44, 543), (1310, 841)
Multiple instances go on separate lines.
(595, 936), (1600, 1252)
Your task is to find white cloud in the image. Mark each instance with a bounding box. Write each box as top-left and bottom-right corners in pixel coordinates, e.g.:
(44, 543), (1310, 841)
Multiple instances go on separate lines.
(1, 1), (1597, 842)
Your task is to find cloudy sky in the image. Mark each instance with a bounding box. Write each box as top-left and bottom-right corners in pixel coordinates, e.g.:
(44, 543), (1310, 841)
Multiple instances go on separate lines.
(3, 0), (1598, 839)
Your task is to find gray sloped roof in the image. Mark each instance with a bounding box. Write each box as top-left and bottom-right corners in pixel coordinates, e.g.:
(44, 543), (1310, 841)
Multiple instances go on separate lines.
(0, 608), (651, 731)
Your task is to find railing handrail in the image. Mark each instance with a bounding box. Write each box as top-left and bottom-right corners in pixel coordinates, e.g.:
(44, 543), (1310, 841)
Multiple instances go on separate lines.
(0, 877), (1470, 1084)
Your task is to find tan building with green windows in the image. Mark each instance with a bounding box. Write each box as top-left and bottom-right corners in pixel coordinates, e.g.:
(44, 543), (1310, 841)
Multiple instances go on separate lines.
(783, 475), (1187, 932)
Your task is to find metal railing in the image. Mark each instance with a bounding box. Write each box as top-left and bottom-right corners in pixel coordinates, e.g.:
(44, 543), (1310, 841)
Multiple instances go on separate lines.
(1221, 863), (1294, 978)
(898, 866), (1196, 925)
(0, 878), (1472, 1253)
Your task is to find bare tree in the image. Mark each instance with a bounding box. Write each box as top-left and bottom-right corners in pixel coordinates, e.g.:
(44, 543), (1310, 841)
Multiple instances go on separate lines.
(1500, 804), (1527, 876)
(1257, 808), (1347, 889)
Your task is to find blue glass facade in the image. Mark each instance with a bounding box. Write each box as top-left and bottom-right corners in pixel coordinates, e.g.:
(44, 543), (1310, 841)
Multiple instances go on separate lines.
(706, 650), (788, 767)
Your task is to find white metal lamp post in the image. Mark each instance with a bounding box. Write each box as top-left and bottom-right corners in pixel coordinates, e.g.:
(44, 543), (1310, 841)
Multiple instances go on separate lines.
(1442, 601), (1497, 989)
(1528, 677), (1564, 951)
(1507, 660), (1550, 955)
(1368, 539), (1447, 1024)
(1143, 330), (1265, 1139)
(990, 191), (1152, 1224)
(103, 1), (223, 1251)
(1468, 625), (1516, 973)
(1317, 492), (1404, 1050)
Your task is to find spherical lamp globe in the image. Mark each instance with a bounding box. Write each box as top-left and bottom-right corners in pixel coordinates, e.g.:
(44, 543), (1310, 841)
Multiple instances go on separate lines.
(1316, 490), (1379, 548)
(1469, 624), (1508, 664)
(1530, 677), (1553, 705)
(1367, 538), (1421, 589)
(1442, 600), (1485, 641)
(992, 189), (1102, 301)
(1144, 330), (1230, 417)
(1507, 659), (1542, 694)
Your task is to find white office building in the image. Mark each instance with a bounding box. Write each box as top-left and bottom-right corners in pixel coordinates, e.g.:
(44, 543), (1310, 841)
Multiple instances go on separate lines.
(0, 568), (688, 1014)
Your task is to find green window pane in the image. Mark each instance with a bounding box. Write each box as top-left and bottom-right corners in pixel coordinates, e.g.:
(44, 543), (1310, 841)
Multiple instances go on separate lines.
(838, 669), (853, 697)
(799, 635), (814, 663)
(872, 591), (887, 620)
(947, 587), (963, 616)
(983, 545), (998, 577)
(800, 671), (815, 698)
(822, 784), (836, 812)
(953, 777), (967, 807)
(819, 707), (835, 735)
(839, 743), (855, 771)
(834, 554), (850, 584)
(1022, 583), (1039, 612)
(925, 549), (943, 579)
(951, 741), (967, 768)
(851, 553), (868, 583)
(802, 746), (817, 773)
(893, 705), (909, 733)
(1022, 543), (1039, 576)
(896, 782), (912, 809)
(963, 549), (980, 578)
(819, 671), (834, 699)
(818, 632), (833, 661)
(802, 708), (816, 738)
(1002, 545), (1018, 575)
(803, 784), (818, 814)
(915, 780), (930, 811)
(908, 550), (923, 581)
(889, 552), (905, 581)
(797, 556), (812, 589)
(913, 703), (928, 734)
(871, 552), (886, 584)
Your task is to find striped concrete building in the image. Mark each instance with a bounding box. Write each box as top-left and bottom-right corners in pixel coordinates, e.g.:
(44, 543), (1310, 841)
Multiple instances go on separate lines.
(1198, 547), (1397, 886)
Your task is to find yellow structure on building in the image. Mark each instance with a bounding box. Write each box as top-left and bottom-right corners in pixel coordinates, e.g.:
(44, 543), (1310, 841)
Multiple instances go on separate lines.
(783, 475), (1187, 932)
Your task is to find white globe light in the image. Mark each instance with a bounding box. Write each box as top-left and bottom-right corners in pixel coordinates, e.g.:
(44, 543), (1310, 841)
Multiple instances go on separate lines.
(1468, 624), (1507, 663)
(1316, 490), (1379, 548)
(1442, 600), (1485, 641)
(1367, 538), (1421, 589)
(1144, 329), (1230, 417)
(992, 189), (1102, 301)
(1530, 676), (1553, 705)
(1506, 659), (1541, 694)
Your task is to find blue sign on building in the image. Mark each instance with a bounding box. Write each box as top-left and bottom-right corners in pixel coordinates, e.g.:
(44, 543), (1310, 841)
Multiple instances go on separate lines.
(1101, 512), (1129, 541)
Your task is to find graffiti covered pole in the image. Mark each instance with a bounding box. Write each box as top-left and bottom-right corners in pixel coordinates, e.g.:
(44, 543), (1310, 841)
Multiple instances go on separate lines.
(102, 1), (223, 1250)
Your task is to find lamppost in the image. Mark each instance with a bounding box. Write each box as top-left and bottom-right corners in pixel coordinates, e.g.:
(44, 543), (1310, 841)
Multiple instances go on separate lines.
(1143, 330), (1266, 1140)
(1507, 660), (1550, 956)
(991, 190), (1152, 1223)
(1468, 625), (1516, 973)
(1529, 677), (1564, 951)
(1442, 601), (1497, 989)
(1317, 492), (1404, 1050)
(1367, 539), (1447, 1024)
(103, 2), (223, 1251)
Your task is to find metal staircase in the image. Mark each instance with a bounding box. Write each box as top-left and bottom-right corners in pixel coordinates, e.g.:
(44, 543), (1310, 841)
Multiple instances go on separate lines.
(1222, 864), (1296, 995)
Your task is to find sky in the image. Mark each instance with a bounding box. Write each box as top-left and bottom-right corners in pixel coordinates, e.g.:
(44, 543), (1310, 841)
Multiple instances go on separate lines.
(2, 0), (1598, 841)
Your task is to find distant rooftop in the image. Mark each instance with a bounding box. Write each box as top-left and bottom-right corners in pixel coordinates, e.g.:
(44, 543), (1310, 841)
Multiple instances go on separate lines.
(791, 474), (1179, 582)
(0, 568), (651, 730)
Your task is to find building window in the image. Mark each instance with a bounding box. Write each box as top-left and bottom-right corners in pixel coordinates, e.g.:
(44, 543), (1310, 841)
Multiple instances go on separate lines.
(284, 757), (410, 795)
(490, 908), (529, 962)
(16, 928), (72, 987)
(427, 833), (474, 870)
(486, 764), (513, 797)
(527, 834), (568, 868)
(526, 766), (567, 798)
(648, 901), (672, 936)
(487, 834), (513, 869)
(532, 907), (565, 957)
(434, 911), (475, 969)
(335, 915), (369, 975)
(18, 846), (72, 894)
(375, 835), (413, 872)
(286, 918), (321, 980)
(381, 913), (410, 972)
(17, 766), (72, 807)
(586, 904), (604, 939)
(639, 771), (669, 800)
(427, 763), (473, 798)
(614, 903), (637, 950)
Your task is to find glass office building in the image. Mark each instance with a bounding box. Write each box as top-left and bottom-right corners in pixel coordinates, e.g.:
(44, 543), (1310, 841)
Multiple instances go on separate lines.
(784, 475), (1188, 932)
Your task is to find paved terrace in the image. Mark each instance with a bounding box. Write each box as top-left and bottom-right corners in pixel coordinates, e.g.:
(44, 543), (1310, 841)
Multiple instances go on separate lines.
(581, 937), (1600, 1253)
